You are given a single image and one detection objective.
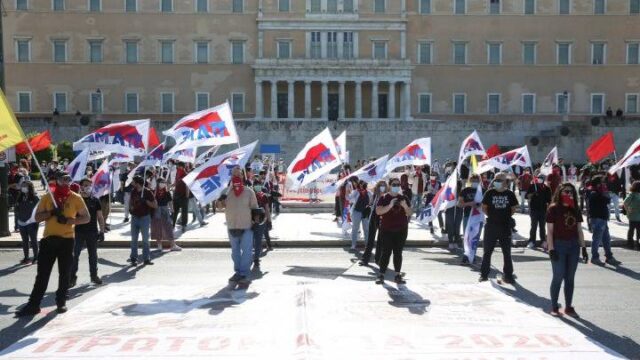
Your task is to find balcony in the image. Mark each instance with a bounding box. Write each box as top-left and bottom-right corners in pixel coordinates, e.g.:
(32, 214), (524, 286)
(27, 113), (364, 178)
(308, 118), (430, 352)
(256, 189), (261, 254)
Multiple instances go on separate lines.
(253, 58), (413, 80)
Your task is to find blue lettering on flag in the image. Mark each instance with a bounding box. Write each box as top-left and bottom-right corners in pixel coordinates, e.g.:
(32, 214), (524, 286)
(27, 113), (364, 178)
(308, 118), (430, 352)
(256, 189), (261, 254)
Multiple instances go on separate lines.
(202, 176), (222, 196)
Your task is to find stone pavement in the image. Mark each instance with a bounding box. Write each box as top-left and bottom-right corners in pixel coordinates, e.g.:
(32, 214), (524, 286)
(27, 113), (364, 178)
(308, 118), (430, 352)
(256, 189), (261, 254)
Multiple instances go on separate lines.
(0, 205), (632, 248)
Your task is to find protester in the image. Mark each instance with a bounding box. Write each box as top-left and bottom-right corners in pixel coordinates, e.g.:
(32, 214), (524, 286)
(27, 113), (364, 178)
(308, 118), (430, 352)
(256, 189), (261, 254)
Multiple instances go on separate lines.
(252, 179), (271, 268)
(479, 173), (518, 283)
(424, 173), (444, 234)
(527, 174), (552, 249)
(606, 172), (623, 222)
(70, 178), (106, 287)
(588, 175), (622, 266)
(128, 175), (158, 266)
(547, 183), (588, 317)
(172, 162), (189, 231)
(360, 180), (387, 266)
(445, 178), (463, 250)
(151, 178), (181, 251)
(517, 168), (533, 213)
(15, 180), (39, 264)
(375, 178), (412, 284)
(349, 178), (371, 250)
(623, 181), (640, 250)
(409, 166), (425, 212)
(17, 171), (90, 316)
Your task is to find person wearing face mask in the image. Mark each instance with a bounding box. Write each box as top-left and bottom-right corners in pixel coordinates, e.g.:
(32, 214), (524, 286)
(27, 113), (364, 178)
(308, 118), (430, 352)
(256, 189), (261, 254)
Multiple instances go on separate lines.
(459, 174), (483, 233)
(360, 180), (387, 266)
(423, 173), (445, 235)
(218, 166), (258, 286)
(128, 175), (158, 266)
(17, 171), (90, 316)
(517, 168), (533, 214)
(70, 178), (106, 288)
(588, 175), (622, 266)
(151, 178), (180, 252)
(445, 178), (464, 251)
(478, 173), (519, 283)
(348, 177), (371, 251)
(15, 181), (39, 265)
(546, 183), (588, 317)
(375, 178), (413, 284)
(251, 180), (272, 268)
(606, 172), (623, 223)
(526, 174), (552, 249)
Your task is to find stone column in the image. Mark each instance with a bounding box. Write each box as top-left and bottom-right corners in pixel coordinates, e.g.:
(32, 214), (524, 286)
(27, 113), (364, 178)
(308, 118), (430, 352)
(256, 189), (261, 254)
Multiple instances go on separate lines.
(288, 81), (294, 119)
(321, 81), (329, 120)
(304, 80), (312, 119)
(388, 81), (396, 119)
(338, 81), (345, 120)
(255, 80), (263, 119)
(403, 81), (412, 120)
(258, 31), (264, 58)
(401, 31), (406, 60)
(271, 80), (278, 119)
(355, 81), (362, 119)
(372, 81), (379, 119)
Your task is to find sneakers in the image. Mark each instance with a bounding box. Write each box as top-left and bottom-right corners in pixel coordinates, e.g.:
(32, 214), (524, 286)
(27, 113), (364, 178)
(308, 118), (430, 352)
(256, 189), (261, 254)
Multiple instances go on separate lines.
(461, 256), (469, 265)
(478, 276), (488, 282)
(229, 273), (243, 283)
(375, 274), (385, 284)
(394, 274), (406, 284)
(91, 276), (103, 285)
(56, 304), (68, 314)
(499, 276), (515, 285)
(253, 259), (260, 268)
(550, 307), (562, 317)
(128, 258), (138, 266)
(143, 260), (154, 266)
(563, 306), (580, 318)
(199, 222), (208, 227)
(605, 257), (622, 266)
(526, 242), (536, 249)
(16, 304), (41, 317)
(20, 258), (30, 265)
(237, 276), (251, 286)
(590, 258), (604, 266)
(171, 245), (182, 252)
(69, 276), (77, 288)
(358, 260), (369, 266)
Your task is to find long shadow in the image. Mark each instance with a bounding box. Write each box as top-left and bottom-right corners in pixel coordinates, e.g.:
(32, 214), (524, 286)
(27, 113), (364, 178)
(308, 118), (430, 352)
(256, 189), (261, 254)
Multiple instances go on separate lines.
(500, 282), (640, 359)
(597, 263), (640, 282)
(0, 312), (57, 354)
(0, 264), (31, 277)
(283, 266), (349, 280)
(381, 283), (431, 315)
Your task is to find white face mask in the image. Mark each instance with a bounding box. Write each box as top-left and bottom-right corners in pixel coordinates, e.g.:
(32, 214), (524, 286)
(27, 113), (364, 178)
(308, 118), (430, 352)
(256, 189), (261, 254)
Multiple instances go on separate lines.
(379, 186), (387, 193)
(158, 183), (167, 189)
(82, 186), (92, 194)
(21, 187), (29, 194)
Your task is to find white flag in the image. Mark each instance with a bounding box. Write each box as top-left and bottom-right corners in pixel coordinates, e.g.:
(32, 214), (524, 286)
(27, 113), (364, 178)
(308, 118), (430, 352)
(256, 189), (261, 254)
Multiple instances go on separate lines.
(287, 128), (342, 190)
(539, 146), (558, 176)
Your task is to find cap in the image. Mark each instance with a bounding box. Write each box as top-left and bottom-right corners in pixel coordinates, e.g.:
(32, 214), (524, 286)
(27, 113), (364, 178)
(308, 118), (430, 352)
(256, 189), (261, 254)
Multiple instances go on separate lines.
(56, 171), (72, 181)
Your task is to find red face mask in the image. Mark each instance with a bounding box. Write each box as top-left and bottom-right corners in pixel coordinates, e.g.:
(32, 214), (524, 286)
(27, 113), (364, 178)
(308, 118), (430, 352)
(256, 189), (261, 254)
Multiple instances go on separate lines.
(560, 193), (575, 208)
(231, 176), (244, 196)
(53, 182), (71, 208)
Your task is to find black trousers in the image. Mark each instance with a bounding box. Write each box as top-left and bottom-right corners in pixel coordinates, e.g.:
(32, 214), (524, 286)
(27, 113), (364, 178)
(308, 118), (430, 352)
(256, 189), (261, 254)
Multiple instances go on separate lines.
(72, 231), (99, 278)
(480, 224), (514, 280)
(628, 221), (640, 245)
(334, 196), (342, 218)
(172, 195), (189, 228)
(445, 207), (463, 244)
(27, 236), (74, 307)
(361, 214), (381, 263)
(529, 210), (547, 243)
(378, 228), (408, 274)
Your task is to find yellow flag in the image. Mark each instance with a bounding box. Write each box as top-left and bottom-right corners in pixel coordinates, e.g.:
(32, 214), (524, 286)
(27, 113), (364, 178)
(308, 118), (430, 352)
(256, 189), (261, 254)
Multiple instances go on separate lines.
(471, 154), (478, 173)
(0, 89), (27, 152)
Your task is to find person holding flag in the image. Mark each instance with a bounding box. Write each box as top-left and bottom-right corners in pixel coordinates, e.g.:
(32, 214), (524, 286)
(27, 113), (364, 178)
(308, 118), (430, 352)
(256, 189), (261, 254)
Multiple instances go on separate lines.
(151, 178), (180, 252)
(526, 174), (552, 249)
(359, 180), (388, 266)
(128, 175), (158, 266)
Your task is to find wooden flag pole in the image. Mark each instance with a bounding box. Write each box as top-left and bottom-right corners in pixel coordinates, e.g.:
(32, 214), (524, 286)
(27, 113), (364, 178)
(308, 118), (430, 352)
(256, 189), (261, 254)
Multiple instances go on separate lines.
(25, 141), (58, 208)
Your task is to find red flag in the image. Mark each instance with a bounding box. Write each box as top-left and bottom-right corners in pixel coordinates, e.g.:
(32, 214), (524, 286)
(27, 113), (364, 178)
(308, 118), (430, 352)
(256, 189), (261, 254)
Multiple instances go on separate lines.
(586, 132), (615, 163)
(15, 130), (52, 155)
(148, 128), (160, 148)
(483, 144), (501, 160)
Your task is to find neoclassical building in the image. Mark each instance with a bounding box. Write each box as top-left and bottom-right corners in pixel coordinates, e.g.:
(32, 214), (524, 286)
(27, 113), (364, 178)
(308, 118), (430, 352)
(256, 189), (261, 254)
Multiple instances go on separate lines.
(3, 0), (640, 125)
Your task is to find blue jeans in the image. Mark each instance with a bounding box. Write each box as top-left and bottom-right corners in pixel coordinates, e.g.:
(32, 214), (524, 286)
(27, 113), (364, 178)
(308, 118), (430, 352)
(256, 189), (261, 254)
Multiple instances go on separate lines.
(130, 215), (151, 262)
(72, 231), (98, 278)
(229, 229), (253, 277)
(351, 210), (369, 248)
(550, 239), (579, 308)
(19, 223), (39, 259)
(412, 194), (422, 212)
(591, 218), (613, 260)
(253, 223), (266, 261)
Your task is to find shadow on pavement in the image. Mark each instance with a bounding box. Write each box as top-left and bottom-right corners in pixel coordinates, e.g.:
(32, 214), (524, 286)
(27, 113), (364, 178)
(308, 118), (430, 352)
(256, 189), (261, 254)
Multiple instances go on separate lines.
(283, 266), (349, 280)
(382, 283), (430, 316)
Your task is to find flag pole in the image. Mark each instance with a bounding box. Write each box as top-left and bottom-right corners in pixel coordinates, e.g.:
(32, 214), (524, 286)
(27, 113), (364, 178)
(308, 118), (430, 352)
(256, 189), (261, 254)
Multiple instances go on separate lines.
(25, 141), (57, 208)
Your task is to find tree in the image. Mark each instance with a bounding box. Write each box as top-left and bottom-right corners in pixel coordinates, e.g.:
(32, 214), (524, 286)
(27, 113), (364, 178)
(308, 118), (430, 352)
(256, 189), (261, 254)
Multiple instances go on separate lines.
(56, 141), (75, 162)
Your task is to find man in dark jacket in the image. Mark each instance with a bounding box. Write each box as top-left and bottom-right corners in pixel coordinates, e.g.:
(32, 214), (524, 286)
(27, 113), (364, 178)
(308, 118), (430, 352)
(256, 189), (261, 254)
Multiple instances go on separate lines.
(527, 174), (552, 248)
(588, 175), (622, 266)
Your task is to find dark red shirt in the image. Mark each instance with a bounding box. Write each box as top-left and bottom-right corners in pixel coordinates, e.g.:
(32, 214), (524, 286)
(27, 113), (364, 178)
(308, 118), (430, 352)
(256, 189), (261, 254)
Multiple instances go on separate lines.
(174, 167), (187, 197)
(377, 193), (411, 232)
(130, 188), (156, 217)
(256, 192), (269, 209)
(546, 204), (583, 241)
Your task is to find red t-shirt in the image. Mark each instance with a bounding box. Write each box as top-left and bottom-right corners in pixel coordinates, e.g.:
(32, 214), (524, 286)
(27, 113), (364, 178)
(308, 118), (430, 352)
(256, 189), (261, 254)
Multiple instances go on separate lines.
(174, 167), (187, 196)
(256, 192), (269, 209)
(377, 193), (411, 232)
(546, 204), (583, 241)
(130, 188), (156, 217)
(518, 173), (532, 191)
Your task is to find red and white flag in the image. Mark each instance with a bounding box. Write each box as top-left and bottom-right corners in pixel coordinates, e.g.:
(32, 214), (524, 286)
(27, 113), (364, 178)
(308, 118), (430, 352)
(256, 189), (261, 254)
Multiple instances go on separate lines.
(609, 137), (640, 174)
(66, 149), (90, 182)
(539, 146), (559, 176)
(287, 128), (342, 190)
(163, 146), (196, 164)
(463, 184), (485, 263)
(91, 161), (111, 198)
(476, 146), (531, 174)
(163, 102), (238, 152)
(330, 154), (389, 191)
(386, 137), (431, 172)
(334, 130), (348, 163)
(417, 168), (458, 224)
(183, 141), (258, 204)
(457, 130), (486, 168)
(73, 119), (150, 156)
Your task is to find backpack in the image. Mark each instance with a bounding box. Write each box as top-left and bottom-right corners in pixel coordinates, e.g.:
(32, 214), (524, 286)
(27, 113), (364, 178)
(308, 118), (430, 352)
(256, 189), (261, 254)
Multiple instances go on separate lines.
(354, 191), (369, 213)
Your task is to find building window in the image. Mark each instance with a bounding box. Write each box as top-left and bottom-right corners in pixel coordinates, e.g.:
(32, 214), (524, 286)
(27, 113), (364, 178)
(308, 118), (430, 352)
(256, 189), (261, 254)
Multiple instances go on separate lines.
(161, 0), (173, 12)
(54, 92), (67, 112)
(125, 0), (137, 12)
(632, 0), (640, 13)
(419, 93), (432, 113)
(344, 0), (355, 12)
(17, 92), (31, 112)
(420, 0), (431, 13)
(310, 32), (321, 59)
(556, 92), (570, 113)
(418, 42), (432, 64)
(160, 41), (174, 64)
(89, 0), (101, 11)
(196, 92), (210, 111)
(125, 93), (139, 113)
(522, 42), (536, 64)
(453, 42), (467, 65)
(231, 41), (245, 64)
(557, 42), (571, 65)
(559, 0), (570, 14)
(626, 94), (638, 113)
(489, 0), (500, 14)
(52, 40), (67, 63)
(524, 0), (535, 13)
(16, 39), (30, 62)
(89, 40), (103, 63)
(310, 0), (321, 12)
(232, 0), (243, 13)
(591, 42), (606, 65)
(196, 0), (208, 12)
(487, 43), (502, 65)
(343, 32), (354, 59)
(522, 94), (536, 114)
(195, 41), (210, 64)
(373, 41), (387, 60)
(487, 93), (500, 114)
(90, 92), (103, 113)
(231, 93), (245, 113)
(161, 92), (175, 113)
(327, 32), (338, 59)
(594, 0), (606, 13)
(628, 43), (640, 64)
(327, 0), (338, 13)
(16, 0), (28, 10)
(125, 41), (139, 63)
(53, 0), (65, 11)
(279, 0), (289, 12)
(277, 40), (291, 59)
(590, 93), (605, 114)
(455, 0), (466, 14)
(453, 94), (466, 114)
(374, 0), (386, 13)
